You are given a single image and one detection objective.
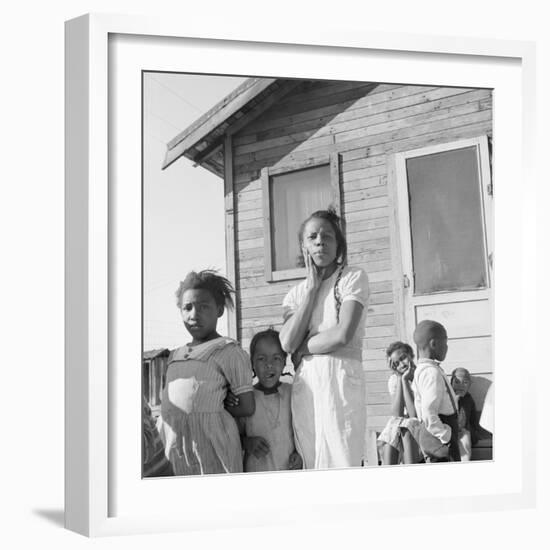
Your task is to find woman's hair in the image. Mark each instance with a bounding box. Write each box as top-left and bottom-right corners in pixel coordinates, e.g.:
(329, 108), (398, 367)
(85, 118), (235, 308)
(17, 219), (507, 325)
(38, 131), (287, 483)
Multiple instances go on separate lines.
(296, 207), (347, 267)
(175, 270), (235, 310)
(385, 341), (415, 360)
(249, 328), (286, 361)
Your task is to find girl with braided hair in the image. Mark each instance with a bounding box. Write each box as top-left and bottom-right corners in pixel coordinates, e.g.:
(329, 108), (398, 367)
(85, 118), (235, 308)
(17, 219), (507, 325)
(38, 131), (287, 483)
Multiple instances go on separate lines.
(280, 209), (369, 469)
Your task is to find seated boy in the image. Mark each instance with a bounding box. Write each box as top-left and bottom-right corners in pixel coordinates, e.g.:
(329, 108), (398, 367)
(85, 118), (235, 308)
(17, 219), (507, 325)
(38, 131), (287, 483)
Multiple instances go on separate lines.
(450, 367), (483, 461)
(412, 320), (460, 462)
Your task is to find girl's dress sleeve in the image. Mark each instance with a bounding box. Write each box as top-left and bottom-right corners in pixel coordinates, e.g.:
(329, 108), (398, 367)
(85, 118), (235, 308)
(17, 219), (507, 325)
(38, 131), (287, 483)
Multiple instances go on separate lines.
(340, 268), (370, 307)
(237, 416), (248, 437)
(217, 344), (254, 396)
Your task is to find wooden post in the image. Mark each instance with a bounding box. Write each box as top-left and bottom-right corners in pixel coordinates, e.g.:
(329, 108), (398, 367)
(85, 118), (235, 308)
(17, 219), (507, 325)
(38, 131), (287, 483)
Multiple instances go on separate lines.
(329, 152), (342, 216)
(224, 135), (238, 340)
(149, 360), (154, 405)
(142, 361), (149, 403)
(151, 359), (158, 406)
(386, 154), (407, 341)
(261, 167), (273, 282)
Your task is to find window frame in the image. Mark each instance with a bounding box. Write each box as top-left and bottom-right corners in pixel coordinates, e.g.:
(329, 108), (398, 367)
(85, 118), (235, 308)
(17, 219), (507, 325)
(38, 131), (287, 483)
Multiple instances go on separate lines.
(261, 153), (342, 282)
(395, 135), (493, 296)
(389, 135), (493, 343)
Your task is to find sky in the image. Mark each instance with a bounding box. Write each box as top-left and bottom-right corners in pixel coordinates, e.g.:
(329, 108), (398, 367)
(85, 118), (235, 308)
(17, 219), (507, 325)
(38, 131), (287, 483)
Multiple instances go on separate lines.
(143, 73), (247, 350)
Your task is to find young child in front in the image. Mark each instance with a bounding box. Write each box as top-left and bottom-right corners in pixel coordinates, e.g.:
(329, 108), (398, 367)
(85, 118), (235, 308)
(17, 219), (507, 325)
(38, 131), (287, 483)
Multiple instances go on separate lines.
(377, 341), (421, 465)
(450, 367), (483, 461)
(236, 329), (302, 472)
(157, 270), (255, 476)
(412, 320), (460, 462)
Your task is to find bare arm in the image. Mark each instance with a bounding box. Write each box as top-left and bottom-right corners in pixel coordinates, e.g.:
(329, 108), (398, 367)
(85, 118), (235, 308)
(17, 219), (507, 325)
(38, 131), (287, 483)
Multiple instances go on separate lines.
(390, 373), (406, 417)
(297, 300), (364, 356)
(279, 288), (318, 353)
(280, 249), (323, 353)
(224, 390), (255, 418)
(401, 376), (417, 418)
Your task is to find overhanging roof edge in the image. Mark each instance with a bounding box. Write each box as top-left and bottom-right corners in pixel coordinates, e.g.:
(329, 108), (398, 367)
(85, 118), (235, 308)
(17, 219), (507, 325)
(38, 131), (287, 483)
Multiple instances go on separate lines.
(162, 77), (278, 170)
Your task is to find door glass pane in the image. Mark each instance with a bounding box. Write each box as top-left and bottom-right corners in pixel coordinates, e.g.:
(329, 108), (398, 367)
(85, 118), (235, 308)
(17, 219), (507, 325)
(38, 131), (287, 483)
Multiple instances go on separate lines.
(406, 146), (487, 294)
(270, 165), (333, 271)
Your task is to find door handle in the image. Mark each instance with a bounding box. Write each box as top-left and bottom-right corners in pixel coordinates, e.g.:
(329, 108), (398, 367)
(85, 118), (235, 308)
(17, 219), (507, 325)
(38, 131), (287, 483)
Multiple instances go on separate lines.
(403, 274), (411, 288)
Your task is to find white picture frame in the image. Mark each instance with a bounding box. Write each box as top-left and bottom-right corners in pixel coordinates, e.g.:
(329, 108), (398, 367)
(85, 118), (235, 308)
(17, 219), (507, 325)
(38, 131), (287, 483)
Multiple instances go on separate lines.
(65, 13), (537, 537)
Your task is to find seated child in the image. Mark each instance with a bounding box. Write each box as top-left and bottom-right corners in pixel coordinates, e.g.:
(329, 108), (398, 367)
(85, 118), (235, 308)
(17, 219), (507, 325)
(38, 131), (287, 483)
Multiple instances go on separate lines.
(450, 367), (483, 461)
(412, 320), (460, 462)
(229, 329), (302, 472)
(377, 341), (422, 465)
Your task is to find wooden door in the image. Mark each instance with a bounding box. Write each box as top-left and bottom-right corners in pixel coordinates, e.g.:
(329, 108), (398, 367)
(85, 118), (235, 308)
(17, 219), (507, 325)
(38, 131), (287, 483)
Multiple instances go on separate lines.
(393, 136), (493, 378)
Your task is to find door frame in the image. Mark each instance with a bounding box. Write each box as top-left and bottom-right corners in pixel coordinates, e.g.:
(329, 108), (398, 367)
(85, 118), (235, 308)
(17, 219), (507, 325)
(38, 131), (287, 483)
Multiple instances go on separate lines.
(388, 135), (493, 343)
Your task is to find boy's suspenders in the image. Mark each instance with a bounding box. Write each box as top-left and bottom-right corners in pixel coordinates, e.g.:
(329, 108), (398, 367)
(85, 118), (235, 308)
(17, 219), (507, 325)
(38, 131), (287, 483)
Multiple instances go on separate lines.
(420, 362), (458, 414)
(441, 373), (458, 415)
(438, 367), (460, 460)
(421, 363), (460, 461)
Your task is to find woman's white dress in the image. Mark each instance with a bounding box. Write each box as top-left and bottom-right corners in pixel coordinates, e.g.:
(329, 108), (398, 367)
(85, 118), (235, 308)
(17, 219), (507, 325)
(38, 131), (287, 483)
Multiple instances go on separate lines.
(282, 266), (369, 469)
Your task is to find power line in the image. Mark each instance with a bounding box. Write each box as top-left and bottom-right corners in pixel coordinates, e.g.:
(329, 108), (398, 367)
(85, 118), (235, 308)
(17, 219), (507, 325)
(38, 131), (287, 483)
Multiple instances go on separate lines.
(144, 108), (182, 132)
(148, 76), (204, 114)
(144, 279), (179, 294)
(145, 131), (169, 146)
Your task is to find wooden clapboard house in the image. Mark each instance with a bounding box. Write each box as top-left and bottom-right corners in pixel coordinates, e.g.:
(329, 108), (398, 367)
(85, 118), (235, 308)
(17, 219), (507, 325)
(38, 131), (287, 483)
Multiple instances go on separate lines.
(163, 78), (494, 463)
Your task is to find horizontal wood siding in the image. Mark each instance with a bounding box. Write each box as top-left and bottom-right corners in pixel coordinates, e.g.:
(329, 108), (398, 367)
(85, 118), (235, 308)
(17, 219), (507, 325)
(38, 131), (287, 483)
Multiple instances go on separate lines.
(231, 82), (493, 434)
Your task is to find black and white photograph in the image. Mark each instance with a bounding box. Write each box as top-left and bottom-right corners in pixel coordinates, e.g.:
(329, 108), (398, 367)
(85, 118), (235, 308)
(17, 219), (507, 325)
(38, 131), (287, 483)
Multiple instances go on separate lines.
(3, 0), (544, 545)
(142, 73), (495, 477)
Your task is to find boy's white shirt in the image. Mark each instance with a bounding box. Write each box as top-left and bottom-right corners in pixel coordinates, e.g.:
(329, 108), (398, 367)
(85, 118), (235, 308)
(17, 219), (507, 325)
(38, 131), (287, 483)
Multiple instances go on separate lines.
(412, 358), (458, 444)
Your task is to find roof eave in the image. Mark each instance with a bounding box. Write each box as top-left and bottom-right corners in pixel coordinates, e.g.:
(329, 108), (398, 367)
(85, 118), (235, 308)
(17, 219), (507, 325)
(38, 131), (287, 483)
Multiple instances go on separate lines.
(162, 78), (307, 173)
(162, 77), (279, 171)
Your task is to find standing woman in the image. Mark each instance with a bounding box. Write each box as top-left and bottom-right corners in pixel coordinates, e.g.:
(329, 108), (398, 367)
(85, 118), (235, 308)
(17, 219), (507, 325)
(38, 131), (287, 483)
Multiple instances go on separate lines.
(280, 208), (369, 469)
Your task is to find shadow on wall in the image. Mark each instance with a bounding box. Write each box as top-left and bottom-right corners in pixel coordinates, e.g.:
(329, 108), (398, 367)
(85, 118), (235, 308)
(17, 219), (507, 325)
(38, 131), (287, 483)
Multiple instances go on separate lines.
(468, 375), (492, 412)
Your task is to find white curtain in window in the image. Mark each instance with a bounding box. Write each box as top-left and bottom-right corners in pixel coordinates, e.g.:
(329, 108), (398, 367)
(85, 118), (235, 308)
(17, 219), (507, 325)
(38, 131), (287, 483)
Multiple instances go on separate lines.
(271, 165), (333, 271)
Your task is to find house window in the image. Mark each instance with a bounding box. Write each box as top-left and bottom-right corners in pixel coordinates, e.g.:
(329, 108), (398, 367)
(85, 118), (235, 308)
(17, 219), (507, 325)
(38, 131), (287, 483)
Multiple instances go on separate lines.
(405, 145), (489, 294)
(262, 155), (342, 282)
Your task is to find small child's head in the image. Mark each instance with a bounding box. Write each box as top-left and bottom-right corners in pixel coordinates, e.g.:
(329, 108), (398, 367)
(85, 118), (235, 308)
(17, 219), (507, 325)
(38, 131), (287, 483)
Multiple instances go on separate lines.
(175, 270), (235, 343)
(450, 367), (472, 397)
(249, 329), (287, 389)
(385, 341), (415, 375)
(413, 320), (448, 361)
(298, 207), (347, 268)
